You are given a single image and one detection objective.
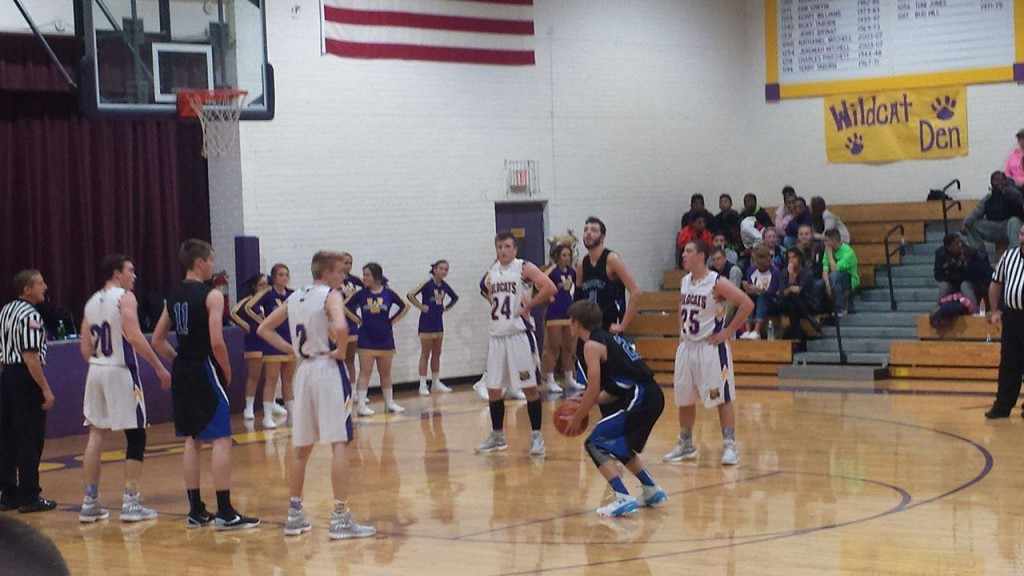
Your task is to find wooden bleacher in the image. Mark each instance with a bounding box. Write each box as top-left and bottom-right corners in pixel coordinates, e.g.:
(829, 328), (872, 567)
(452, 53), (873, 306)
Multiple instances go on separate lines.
(846, 222), (926, 245)
(884, 315), (1000, 380)
(629, 292), (795, 383)
(916, 315), (1000, 341)
(656, 200), (984, 382)
(633, 336), (794, 385)
(889, 341), (998, 381)
(830, 200), (978, 224)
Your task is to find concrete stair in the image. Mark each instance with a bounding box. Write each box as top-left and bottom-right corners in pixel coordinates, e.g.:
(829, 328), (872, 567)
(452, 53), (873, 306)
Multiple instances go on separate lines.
(789, 220), (964, 370)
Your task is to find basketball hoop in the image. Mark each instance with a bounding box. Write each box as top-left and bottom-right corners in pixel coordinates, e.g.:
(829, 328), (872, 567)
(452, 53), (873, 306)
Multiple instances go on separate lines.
(177, 89), (248, 158)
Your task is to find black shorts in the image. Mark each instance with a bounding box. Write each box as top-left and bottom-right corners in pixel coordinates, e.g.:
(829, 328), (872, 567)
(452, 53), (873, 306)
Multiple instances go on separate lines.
(588, 382), (664, 459)
(171, 358), (231, 440)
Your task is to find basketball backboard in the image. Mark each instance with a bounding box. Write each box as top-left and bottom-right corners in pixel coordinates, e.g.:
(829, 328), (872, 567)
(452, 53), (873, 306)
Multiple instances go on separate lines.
(79, 0), (274, 120)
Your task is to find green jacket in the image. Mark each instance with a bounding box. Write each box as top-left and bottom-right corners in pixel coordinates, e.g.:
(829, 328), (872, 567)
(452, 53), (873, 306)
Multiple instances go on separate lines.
(824, 244), (859, 289)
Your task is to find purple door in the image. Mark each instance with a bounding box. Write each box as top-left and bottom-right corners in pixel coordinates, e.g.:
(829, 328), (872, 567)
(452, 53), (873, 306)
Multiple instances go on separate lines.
(494, 202), (546, 266)
(494, 202), (546, 349)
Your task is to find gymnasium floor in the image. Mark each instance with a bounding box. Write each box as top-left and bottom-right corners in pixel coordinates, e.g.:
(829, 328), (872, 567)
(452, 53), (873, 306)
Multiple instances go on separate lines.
(14, 378), (1024, 575)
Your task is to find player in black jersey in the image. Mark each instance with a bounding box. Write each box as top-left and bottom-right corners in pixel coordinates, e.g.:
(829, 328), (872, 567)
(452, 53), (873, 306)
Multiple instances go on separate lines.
(575, 216), (643, 334)
(563, 301), (666, 518)
(152, 239), (260, 531)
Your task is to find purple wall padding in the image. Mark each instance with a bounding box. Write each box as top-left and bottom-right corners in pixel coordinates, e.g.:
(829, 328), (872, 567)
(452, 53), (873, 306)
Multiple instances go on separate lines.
(40, 327), (249, 439)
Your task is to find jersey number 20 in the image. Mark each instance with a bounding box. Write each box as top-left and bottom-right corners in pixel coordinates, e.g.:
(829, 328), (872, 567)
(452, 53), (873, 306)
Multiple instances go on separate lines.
(90, 322), (113, 357)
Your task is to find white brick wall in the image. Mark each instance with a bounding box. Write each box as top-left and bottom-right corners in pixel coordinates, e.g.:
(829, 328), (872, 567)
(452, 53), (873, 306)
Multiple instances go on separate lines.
(234, 0), (750, 384)
(7, 1), (1021, 383)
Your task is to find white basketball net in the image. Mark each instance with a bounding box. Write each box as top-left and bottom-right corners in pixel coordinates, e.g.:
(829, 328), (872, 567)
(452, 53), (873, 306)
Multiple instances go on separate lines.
(186, 90), (247, 158)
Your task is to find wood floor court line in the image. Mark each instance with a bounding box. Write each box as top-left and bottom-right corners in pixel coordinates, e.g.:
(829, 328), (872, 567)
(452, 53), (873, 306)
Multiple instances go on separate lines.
(15, 386), (1022, 575)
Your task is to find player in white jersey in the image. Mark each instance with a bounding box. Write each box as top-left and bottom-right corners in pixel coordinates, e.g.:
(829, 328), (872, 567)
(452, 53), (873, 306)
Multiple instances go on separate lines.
(664, 239), (753, 466)
(475, 232), (557, 455)
(257, 251), (375, 540)
(78, 254), (171, 523)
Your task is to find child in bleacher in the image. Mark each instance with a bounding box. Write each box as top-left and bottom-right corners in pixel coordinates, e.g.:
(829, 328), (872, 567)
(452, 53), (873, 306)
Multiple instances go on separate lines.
(740, 245), (779, 340)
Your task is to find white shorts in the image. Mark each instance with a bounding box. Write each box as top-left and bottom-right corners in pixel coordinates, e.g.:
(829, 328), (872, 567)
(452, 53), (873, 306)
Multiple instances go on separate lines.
(291, 357), (353, 447)
(486, 331), (540, 391)
(83, 364), (146, 431)
(672, 340), (735, 409)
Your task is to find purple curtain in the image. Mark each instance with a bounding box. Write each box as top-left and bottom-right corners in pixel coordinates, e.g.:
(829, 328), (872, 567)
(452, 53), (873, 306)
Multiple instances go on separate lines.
(0, 34), (210, 330)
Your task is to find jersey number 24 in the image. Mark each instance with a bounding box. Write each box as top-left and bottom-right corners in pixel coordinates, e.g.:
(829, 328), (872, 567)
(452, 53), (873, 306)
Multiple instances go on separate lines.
(490, 296), (512, 321)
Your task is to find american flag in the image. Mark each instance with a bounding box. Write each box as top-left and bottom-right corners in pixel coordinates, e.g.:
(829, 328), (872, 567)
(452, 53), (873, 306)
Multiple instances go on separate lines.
(321, 0), (535, 66)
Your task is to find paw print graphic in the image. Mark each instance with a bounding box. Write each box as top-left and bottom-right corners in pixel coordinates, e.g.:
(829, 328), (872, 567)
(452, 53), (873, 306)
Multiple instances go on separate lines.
(931, 95), (956, 120)
(845, 132), (864, 155)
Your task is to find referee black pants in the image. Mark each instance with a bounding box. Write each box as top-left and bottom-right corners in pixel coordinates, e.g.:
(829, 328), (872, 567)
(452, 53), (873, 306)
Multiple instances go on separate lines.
(0, 364), (47, 506)
(995, 310), (1024, 413)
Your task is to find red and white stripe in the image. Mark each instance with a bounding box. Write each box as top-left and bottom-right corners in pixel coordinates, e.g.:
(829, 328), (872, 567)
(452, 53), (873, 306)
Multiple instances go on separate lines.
(321, 0), (535, 66)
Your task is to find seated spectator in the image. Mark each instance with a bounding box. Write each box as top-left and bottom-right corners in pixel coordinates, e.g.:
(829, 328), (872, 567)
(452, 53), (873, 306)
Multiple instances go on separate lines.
(810, 196), (850, 244)
(774, 186), (797, 238)
(796, 224), (826, 310)
(677, 214), (714, 268)
(710, 248), (743, 288)
(1005, 128), (1024, 187)
(737, 216), (763, 274)
(740, 193), (773, 229)
(777, 248), (821, 341)
(935, 233), (994, 309)
(762, 227), (786, 268)
(934, 233), (975, 307)
(783, 196), (811, 247)
(710, 248), (743, 325)
(710, 193), (741, 245)
(710, 233), (738, 265)
(822, 229), (859, 316)
(680, 193), (714, 229)
(962, 171), (1024, 250)
(964, 244), (994, 309)
(740, 245), (779, 340)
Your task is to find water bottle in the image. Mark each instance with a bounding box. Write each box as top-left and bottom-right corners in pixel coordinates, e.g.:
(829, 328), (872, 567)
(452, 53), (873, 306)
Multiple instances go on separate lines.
(977, 300), (986, 318)
(767, 321), (775, 341)
(56, 320), (67, 341)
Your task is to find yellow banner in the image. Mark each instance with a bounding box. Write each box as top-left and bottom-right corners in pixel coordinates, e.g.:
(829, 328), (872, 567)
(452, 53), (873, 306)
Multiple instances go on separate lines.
(824, 86), (967, 164)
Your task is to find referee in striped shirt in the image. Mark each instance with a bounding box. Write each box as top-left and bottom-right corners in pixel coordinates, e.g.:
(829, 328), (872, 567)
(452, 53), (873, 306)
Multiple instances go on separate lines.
(0, 269), (56, 512)
(986, 224), (1024, 419)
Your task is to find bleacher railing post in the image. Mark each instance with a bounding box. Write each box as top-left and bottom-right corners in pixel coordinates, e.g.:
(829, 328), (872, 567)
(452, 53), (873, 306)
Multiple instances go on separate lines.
(883, 224), (905, 312)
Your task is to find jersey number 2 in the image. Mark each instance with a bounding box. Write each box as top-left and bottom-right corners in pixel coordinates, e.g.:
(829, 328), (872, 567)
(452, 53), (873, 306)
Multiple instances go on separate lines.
(294, 324), (309, 358)
(490, 296), (512, 321)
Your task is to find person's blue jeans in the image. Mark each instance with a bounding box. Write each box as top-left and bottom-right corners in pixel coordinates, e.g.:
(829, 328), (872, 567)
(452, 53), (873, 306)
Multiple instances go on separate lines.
(829, 271), (853, 313)
(753, 293), (769, 321)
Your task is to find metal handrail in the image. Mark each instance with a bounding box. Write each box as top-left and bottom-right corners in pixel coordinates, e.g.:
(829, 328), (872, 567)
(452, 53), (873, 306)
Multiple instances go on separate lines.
(834, 312), (847, 366)
(937, 179), (962, 236)
(883, 224), (905, 312)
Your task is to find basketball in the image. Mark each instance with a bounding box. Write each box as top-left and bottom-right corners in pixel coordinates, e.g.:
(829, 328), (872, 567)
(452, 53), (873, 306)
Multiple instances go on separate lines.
(553, 400), (588, 437)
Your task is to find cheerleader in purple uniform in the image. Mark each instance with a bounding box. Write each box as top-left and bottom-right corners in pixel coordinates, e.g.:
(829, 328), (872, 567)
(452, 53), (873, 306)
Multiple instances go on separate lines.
(229, 272), (269, 420)
(542, 245), (585, 393)
(346, 262), (409, 416)
(339, 252), (363, 385)
(407, 260), (460, 396)
(247, 263), (295, 429)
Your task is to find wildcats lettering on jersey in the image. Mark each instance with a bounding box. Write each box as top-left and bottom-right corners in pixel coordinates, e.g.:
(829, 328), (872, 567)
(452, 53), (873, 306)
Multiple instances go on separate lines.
(679, 271), (727, 342)
(490, 281), (518, 295)
(486, 259), (529, 337)
(681, 294), (707, 308)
